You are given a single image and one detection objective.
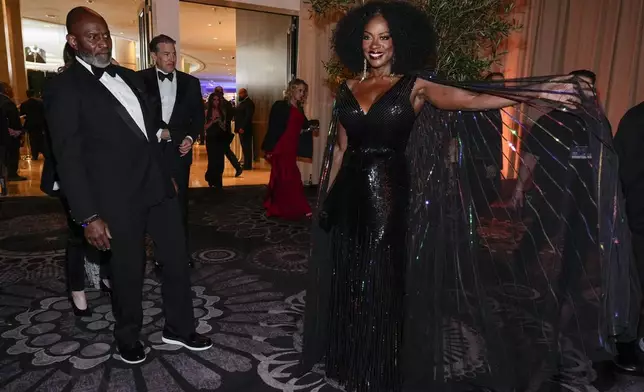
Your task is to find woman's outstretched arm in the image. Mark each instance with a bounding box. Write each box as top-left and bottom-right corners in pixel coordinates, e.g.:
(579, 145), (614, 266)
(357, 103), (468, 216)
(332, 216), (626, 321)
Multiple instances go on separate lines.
(413, 77), (576, 112)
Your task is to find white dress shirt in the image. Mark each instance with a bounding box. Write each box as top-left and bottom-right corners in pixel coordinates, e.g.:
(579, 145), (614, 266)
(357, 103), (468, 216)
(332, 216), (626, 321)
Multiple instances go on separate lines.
(76, 57), (148, 140)
(157, 68), (176, 142)
(156, 68), (193, 143)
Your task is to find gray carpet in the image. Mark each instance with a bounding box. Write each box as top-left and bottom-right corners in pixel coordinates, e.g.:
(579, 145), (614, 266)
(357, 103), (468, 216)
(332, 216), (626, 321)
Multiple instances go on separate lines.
(0, 186), (641, 391)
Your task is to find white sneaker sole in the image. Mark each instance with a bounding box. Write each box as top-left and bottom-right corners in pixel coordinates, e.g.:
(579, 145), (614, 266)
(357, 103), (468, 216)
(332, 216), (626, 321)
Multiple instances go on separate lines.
(117, 353), (146, 365)
(161, 336), (213, 351)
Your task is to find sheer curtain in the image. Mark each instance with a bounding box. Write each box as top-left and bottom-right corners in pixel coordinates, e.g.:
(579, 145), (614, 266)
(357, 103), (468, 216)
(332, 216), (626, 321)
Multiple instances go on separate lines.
(298, 0), (644, 183)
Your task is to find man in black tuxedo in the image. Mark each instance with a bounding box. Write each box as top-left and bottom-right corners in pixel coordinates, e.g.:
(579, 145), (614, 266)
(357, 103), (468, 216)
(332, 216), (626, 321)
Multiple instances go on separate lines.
(0, 82), (25, 181)
(214, 85), (242, 177)
(43, 7), (211, 364)
(235, 88), (255, 170)
(138, 35), (203, 265)
(20, 89), (46, 161)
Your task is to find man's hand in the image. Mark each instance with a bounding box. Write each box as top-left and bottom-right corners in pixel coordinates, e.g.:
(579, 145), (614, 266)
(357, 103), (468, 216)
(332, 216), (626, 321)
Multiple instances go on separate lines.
(8, 128), (21, 138)
(510, 188), (525, 209)
(238, 128), (245, 134)
(84, 219), (112, 251)
(160, 129), (171, 140)
(179, 137), (193, 156)
(171, 178), (178, 194)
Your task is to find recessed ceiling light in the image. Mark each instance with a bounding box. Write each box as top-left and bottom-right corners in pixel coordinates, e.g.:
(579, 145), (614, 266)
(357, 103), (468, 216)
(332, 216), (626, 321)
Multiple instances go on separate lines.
(222, 57), (226, 59)
(43, 24), (51, 28)
(212, 37), (218, 40)
(119, 32), (124, 35)
(45, 14), (57, 18)
(208, 24), (212, 26)
(225, 63), (228, 66)
(218, 48), (222, 51)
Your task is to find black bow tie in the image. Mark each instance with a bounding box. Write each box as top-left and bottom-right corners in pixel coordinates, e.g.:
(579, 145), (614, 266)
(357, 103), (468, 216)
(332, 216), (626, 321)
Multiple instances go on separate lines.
(158, 71), (174, 82)
(91, 64), (117, 79)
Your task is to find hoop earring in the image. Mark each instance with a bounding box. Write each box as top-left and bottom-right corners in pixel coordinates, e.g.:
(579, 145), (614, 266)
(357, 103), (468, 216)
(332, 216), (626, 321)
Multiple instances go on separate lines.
(360, 58), (368, 82)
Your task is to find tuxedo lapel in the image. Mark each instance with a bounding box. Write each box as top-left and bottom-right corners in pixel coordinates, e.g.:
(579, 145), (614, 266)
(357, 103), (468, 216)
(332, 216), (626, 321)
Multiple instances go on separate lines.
(169, 71), (186, 124)
(117, 69), (158, 141)
(72, 63), (148, 142)
(145, 68), (163, 123)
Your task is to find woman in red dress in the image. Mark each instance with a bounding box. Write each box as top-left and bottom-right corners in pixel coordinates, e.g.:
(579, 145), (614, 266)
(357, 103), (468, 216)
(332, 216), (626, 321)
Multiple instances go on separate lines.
(262, 79), (315, 220)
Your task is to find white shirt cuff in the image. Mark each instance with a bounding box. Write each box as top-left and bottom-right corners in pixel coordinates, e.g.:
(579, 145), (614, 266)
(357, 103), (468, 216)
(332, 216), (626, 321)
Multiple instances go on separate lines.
(156, 129), (163, 142)
(53, 182), (60, 191)
(185, 136), (193, 143)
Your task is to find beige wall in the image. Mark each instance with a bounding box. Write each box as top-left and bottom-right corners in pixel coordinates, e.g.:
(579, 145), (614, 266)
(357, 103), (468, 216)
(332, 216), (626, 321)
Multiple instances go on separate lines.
(235, 9), (292, 159)
(113, 38), (137, 71)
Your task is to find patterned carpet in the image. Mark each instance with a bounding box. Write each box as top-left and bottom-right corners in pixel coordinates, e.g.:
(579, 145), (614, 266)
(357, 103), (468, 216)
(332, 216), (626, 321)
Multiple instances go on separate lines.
(0, 186), (640, 392)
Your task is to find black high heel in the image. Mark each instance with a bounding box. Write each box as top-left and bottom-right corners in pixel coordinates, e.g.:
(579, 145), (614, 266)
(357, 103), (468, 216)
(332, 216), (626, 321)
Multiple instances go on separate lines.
(69, 296), (91, 317)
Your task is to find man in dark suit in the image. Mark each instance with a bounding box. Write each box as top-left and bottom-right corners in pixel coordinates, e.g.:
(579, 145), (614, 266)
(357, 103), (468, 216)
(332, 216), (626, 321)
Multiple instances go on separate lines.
(614, 100), (644, 372)
(43, 7), (211, 364)
(0, 82), (25, 181)
(235, 88), (255, 170)
(214, 85), (242, 177)
(138, 35), (203, 265)
(20, 89), (46, 160)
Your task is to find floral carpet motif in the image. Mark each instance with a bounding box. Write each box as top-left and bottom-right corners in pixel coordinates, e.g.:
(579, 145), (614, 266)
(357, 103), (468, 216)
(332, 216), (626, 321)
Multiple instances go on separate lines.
(0, 187), (639, 391)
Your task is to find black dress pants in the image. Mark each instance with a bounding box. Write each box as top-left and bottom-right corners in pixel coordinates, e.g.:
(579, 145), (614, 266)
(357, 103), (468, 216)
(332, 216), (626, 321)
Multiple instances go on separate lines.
(239, 130), (254, 169)
(205, 133), (225, 188)
(106, 197), (195, 346)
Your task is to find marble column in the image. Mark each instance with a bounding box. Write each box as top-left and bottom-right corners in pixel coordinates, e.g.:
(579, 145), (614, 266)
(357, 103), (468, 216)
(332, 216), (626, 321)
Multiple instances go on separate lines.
(296, 1), (336, 185)
(150, 0), (181, 54)
(1, 0), (28, 102)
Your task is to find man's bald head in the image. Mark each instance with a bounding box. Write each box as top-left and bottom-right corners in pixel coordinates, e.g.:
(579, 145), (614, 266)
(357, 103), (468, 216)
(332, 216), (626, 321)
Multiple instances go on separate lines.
(65, 6), (112, 68)
(238, 88), (248, 100)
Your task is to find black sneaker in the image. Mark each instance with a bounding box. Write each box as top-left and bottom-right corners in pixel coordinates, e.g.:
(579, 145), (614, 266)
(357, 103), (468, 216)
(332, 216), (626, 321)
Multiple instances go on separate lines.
(235, 168), (243, 177)
(161, 330), (212, 351)
(117, 341), (146, 365)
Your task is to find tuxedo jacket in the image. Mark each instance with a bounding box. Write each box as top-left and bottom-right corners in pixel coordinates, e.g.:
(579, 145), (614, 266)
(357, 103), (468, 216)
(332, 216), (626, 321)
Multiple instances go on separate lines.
(43, 61), (175, 224)
(137, 67), (204, 165)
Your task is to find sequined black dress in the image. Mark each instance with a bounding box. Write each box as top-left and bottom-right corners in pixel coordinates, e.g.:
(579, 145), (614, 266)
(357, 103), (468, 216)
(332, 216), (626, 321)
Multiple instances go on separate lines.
(323, 76), (416, 391)
(301, 74), (638, 392)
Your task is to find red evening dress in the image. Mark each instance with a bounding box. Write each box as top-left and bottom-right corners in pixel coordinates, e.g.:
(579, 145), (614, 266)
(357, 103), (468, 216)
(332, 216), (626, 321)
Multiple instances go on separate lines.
(263, 106), (312, 220)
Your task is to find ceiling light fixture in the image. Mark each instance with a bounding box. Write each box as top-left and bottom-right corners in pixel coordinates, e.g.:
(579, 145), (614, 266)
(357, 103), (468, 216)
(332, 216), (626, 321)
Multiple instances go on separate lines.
(45, 14), (57, 19)
(212, 37), (218, 40)
(218, 48), (222, 51)
(208, 23), (212, 26)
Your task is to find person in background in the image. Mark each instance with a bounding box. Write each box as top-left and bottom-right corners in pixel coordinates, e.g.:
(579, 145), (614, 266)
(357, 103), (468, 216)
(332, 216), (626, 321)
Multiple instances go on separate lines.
(214, 86), (242, 177)
(204, 93), (231, 188)
(20, 89), (46, 161)
(138, 34), (204, 268)
(262, 79), (315, 220)
(235, 88), (255, 170)
(0, 82), (25, 181)
(613, 100), (644, 372)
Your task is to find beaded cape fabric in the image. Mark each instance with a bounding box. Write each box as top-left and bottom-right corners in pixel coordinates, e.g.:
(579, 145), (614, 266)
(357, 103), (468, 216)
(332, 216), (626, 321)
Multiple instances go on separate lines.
(301, 73), (638, 392)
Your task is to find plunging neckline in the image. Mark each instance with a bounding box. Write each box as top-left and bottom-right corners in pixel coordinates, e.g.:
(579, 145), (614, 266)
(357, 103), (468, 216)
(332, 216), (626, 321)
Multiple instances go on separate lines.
(344, 76), (406, 116)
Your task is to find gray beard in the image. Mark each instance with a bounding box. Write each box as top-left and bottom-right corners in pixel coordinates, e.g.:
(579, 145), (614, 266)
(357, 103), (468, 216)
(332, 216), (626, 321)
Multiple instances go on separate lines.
(77, 51), (111, 68)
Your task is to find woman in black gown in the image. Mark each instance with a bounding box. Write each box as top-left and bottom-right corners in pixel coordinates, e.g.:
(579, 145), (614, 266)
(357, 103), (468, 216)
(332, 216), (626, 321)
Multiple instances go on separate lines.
(302, 2), (636, 392)
(204, 93), (231, 188)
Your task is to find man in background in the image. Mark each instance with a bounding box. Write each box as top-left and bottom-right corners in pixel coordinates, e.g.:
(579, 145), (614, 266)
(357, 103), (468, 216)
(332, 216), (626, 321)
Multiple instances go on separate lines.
(0, 82), (25, 181)
(214, 85), (242, 177)
(20, 89), (46, 161)
(138, 34), (203, 267)
(235, 88), (255, 170)
(613, 99), (644, 373)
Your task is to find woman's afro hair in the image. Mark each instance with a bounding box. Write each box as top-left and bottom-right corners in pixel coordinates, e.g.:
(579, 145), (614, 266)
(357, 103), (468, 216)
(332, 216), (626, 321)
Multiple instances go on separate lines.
(332, 0), (436, 75)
